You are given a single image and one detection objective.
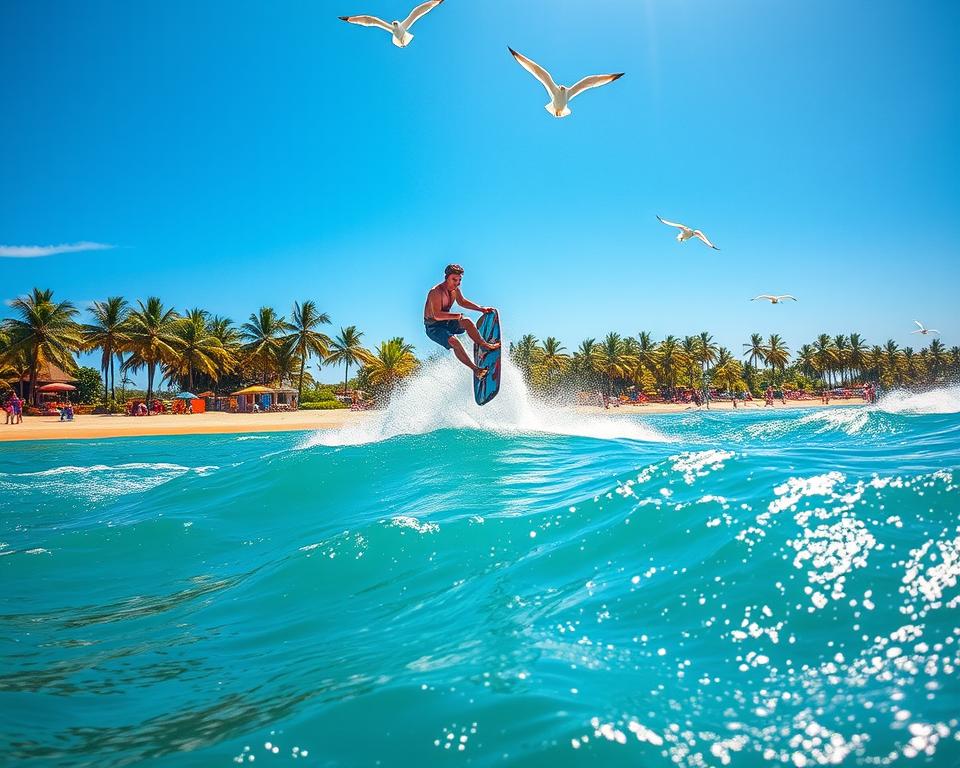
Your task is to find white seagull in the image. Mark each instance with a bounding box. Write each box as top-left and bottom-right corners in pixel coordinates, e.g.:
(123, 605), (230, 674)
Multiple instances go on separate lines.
(339, 0), (444, 48)
(751, 294), (797, 304)
(912, 320), (940, 335)
(656, 216), (720, 250)
(508, 48), (624, 118)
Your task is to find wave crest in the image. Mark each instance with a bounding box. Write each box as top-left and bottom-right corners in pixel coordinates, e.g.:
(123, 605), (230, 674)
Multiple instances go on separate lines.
(303, 356), (667, 447)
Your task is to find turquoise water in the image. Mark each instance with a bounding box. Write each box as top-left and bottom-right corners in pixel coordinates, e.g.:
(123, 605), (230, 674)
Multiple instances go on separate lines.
(3, 363), (960, 767)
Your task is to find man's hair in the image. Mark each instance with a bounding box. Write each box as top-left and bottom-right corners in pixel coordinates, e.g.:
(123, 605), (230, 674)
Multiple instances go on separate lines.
(444, 264), (464, 276)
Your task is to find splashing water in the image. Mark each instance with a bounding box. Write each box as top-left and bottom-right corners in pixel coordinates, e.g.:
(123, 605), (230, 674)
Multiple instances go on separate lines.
(304, 355), (666, 447)
(876, 386), (960, 415)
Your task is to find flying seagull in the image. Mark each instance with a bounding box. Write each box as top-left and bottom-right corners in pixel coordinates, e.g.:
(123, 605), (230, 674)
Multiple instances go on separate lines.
(507, 48), (624, 118)
(751, 294), (797, 304)
(912, 320), (940, 335)
(339, 0), (444, 48)
(656, 216), (720, 250)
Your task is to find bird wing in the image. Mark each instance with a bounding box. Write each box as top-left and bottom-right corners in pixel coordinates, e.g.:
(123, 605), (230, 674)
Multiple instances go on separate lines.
(693, 230), (719, 249)
(914, 320), (925, 330)
(657, 215), (689, 231)
(751, 295), (774, 302)
(779, 295), (797, 301)
(401, 0), (443, 29)
(928, 329), (941, 334)
(508, 48), (559, 99)
(339, 15), (394, 32)
(567, 72), (624, 101)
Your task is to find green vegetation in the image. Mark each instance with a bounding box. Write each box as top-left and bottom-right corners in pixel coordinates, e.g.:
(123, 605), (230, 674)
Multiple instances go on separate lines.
(510, 331), (960, 399)
(300, 400), (348, 410)
(1, 288), (420, 406)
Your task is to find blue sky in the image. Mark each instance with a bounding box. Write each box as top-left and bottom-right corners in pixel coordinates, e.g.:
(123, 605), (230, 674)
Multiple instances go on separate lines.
(2, 0), (958, 383)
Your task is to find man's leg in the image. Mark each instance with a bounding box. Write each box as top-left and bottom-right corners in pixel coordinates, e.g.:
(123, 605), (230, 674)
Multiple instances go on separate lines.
(449, 337), (487, 378)
(458, 317), (500, 351)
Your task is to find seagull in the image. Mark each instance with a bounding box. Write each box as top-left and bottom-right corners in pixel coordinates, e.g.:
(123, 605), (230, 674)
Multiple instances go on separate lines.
(507, 48), (624, 118)
(751, 294), (797, 304)
(912, 320), (940, 335)
(339, 0), (444, 48)
(656, 216), (720, 250)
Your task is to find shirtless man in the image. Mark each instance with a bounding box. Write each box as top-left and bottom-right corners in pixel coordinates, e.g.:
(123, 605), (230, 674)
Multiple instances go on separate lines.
(424, 264), (500, 378)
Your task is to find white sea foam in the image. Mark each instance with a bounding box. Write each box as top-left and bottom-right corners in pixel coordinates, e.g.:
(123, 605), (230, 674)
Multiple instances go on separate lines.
(303, 356), (667, 447)
(876, 386), (960, 415)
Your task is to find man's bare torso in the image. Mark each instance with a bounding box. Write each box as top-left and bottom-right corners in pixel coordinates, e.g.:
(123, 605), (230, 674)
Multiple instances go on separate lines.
(424, 284), (457, 321)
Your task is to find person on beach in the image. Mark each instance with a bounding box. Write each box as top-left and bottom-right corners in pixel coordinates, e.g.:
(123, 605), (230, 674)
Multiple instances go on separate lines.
(4, 397), (11, 425)
(12, 395), (22, 424)
(423, 264), (500, 379)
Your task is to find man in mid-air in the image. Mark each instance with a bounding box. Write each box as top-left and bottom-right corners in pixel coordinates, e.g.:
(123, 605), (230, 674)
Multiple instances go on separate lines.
(423, 264), (499, 379)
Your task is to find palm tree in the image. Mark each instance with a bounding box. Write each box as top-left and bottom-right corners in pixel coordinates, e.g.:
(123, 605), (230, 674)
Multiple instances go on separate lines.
(813, 334), (837, 388)
(537, 337), (570, 391)
(597, 332), (634, 396)
(364, 337), (419, 395)
(3, 288), (82, 405)
(170, 309), (230, 391)
(743, 333), (767, 368)
(510, 334), (540, 383)
(795, 344), (817, 381)
(327, 326), (375, 395)
(287, 300), (333, 402)
(657, 335), (684, 396)
(949, 346), (960, 377)
(883, 340), (900, 386)
(681, 336), (700, 388)
(241, 307), (292, 385)
(122, 297), (181, 407)
(83, 297), (130, 404)
(572, 338), (600, 390)
(832, 335), (850, 386)
(634, 331), (659, 379)
(848, 333), (868, 384)
(696, 331), (719, 400)
(765, 334), (790, 385)
(711, 347), (746, 395)
(925, 339), (948, 382)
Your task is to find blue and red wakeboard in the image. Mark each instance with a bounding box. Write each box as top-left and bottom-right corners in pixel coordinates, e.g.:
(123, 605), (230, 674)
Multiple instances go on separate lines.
(473, 310), (501, 406)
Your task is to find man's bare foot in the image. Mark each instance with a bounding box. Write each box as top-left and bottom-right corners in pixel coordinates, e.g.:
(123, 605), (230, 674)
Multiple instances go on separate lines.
(480, 340), (500, 351)
(474, 367), (489, 380)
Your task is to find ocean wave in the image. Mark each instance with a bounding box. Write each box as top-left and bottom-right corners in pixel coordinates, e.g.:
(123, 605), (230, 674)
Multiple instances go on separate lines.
(876, 386), (960, 415)
(302, 356), (668, 448)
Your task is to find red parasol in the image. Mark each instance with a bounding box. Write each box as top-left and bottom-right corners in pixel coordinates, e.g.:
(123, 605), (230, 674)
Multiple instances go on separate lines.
(37, 383), (77, 392)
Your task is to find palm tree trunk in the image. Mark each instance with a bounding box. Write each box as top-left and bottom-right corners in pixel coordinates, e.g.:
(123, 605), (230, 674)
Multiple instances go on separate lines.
(147, 363), (155, 410)
(298, 356), (306, 402)
(28, 347), (40, 406)
(344, 363), (350, 397)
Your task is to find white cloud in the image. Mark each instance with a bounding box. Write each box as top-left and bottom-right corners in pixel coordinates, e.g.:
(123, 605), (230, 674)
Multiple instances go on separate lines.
(0, 242), (115, 258)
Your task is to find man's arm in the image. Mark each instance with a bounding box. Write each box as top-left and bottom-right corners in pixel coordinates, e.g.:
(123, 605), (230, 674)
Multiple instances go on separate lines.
(454, 289), (494, 314)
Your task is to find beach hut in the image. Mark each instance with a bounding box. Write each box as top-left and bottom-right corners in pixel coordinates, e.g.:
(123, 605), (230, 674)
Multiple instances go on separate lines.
(18, 362), (78, 403)
(231, 385), (274, 413)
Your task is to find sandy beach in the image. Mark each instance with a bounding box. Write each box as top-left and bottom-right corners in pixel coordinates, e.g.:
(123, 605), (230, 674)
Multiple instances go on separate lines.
(0, 398), (865, 442)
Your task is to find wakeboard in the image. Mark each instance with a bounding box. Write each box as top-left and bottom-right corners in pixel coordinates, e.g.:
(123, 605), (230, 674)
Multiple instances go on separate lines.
(473, 310), (501, 406)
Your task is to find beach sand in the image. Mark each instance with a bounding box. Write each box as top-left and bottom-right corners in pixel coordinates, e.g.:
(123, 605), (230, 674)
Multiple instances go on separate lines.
(0, 398), (865, 442)
(0, 409), (372, 442)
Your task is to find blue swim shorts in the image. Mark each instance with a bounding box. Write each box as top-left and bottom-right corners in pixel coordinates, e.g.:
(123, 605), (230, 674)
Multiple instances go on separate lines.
(424, 319), (465, 350)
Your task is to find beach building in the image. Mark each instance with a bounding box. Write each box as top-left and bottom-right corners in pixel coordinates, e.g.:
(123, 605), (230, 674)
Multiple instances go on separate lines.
(14, 362), (78, 403)
(229, 385), (299, 413)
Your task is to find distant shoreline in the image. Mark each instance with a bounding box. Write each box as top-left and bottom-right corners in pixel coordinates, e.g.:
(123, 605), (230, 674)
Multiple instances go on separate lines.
(0, 399), (864, 443)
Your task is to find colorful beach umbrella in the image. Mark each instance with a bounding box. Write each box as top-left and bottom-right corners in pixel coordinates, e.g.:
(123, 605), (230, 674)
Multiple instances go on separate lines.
(175, 392), (199, 400)
(37, 383), (76, 392)
(231, 385), (274, 395)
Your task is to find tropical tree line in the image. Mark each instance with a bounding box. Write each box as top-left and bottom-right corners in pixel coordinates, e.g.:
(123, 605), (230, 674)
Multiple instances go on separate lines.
(510, 331), (960, 398)
(0, 289), (420, 407)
